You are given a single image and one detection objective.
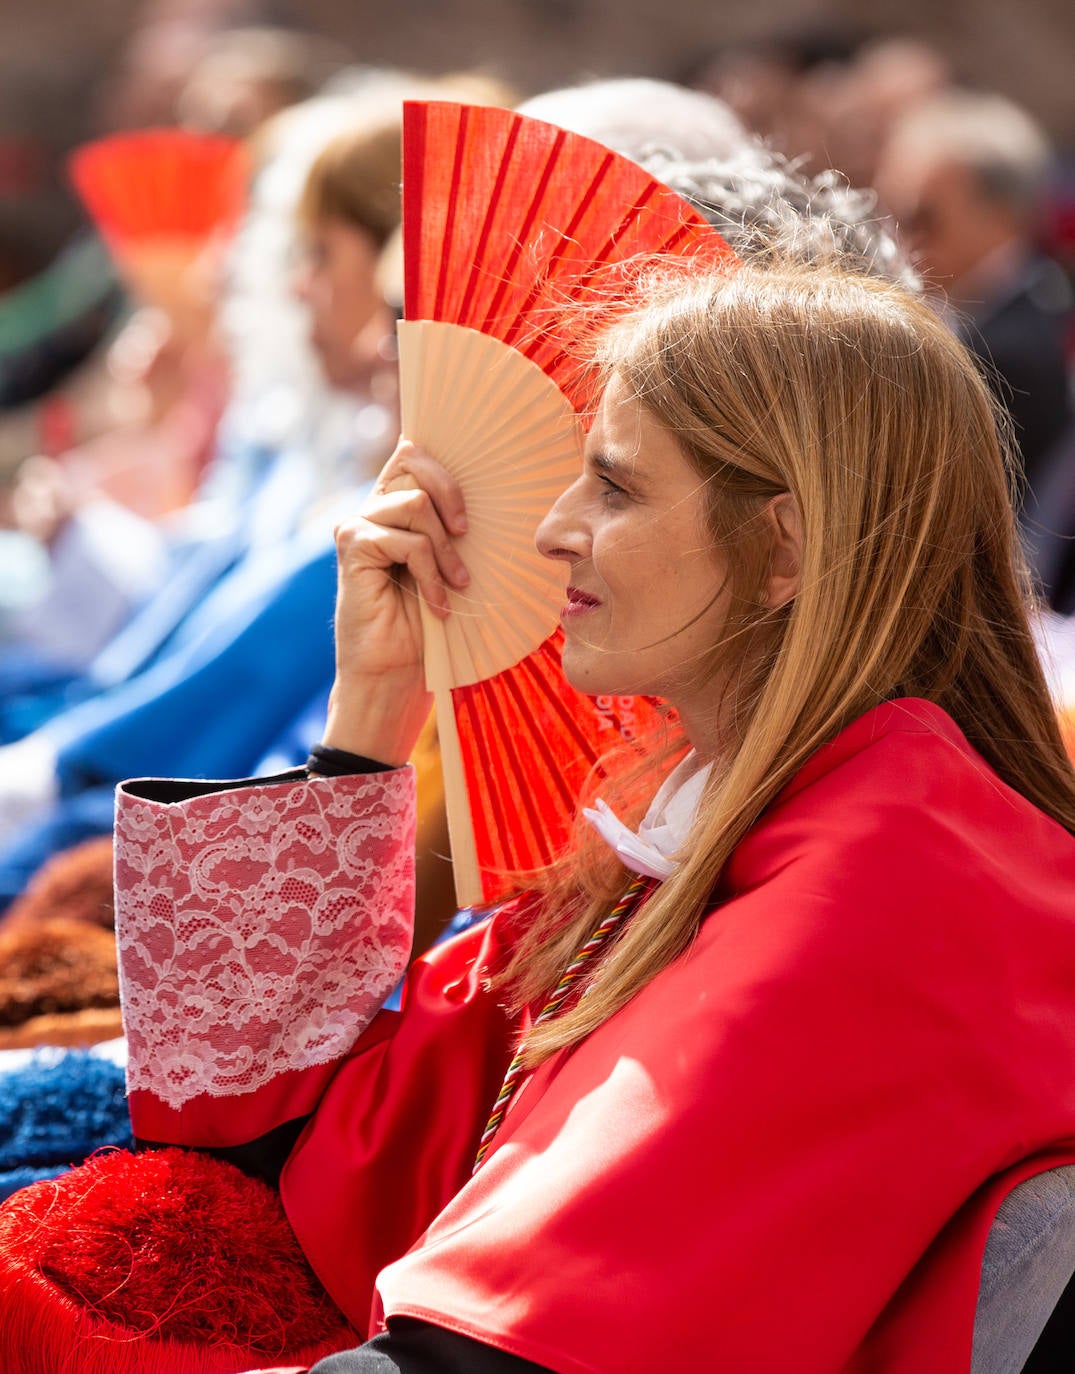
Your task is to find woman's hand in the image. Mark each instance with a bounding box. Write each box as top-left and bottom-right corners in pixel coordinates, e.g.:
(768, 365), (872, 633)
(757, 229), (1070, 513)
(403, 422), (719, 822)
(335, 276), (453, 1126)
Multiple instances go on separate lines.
(322, 440), (469, 766)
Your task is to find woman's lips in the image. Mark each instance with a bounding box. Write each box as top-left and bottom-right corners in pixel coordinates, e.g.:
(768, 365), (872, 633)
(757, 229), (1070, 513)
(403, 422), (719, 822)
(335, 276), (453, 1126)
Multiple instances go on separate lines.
(561, 585), (601, 619)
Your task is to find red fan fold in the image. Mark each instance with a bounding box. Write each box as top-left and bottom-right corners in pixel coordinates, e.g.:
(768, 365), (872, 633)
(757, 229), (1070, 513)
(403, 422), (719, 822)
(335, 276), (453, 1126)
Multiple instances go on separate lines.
(68, 128), (247, 253)
(403, 101), (734, 899)
(404, 101), (733, 414)
(453, 631), (666, 878)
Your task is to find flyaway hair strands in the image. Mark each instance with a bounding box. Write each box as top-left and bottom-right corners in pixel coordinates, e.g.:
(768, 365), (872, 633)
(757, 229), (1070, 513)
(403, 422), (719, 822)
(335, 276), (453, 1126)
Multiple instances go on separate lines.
(399, 100), (734, 904)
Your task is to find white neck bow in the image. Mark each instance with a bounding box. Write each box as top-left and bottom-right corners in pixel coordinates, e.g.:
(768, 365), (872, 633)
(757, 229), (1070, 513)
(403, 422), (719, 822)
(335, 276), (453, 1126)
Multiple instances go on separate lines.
(582, 752), (712, 880)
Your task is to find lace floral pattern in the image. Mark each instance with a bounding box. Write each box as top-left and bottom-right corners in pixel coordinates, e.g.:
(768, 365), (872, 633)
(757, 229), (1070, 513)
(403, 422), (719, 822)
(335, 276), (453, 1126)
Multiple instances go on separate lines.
(115, 771), (416, 1110)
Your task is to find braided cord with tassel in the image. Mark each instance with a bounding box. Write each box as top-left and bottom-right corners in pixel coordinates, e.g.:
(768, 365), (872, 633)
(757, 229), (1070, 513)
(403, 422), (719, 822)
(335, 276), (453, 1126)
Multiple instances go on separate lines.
(472, 874), (651, 1173)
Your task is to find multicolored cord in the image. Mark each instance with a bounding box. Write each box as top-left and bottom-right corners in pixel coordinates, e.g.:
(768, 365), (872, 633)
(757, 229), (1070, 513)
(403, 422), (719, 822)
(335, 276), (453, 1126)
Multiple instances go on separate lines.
(472, 873), (651, 1174)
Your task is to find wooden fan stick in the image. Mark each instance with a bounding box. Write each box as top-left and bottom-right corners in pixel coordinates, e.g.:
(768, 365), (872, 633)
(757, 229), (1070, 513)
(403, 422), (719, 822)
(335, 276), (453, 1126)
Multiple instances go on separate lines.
(418, 602), (485, 909)
(383, 471), (484, 911)
(395, 319), (584, 907)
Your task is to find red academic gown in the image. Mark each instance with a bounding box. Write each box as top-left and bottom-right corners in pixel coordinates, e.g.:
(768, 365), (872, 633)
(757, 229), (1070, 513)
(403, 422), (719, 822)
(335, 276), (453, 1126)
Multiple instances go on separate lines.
(114, 698), (1075, 1373)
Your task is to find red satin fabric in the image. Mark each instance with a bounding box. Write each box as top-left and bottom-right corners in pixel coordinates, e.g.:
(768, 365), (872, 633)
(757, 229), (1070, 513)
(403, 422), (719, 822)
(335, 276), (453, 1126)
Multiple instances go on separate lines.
(133, 700), (1075, 1371)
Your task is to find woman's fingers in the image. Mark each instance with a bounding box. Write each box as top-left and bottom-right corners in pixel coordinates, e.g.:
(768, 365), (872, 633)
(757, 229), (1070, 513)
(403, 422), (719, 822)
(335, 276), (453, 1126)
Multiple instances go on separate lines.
(335, 513), (463, 618)
(375, 487), (470, 594)
(375, 441), (469, 538)
(358, 440), (470, 602)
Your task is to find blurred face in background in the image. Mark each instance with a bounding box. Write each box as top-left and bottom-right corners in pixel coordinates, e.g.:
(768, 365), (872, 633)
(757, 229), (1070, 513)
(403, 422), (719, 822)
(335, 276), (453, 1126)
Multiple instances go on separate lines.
(291, 216), (392, 392)
(876, 149), (1023, 299)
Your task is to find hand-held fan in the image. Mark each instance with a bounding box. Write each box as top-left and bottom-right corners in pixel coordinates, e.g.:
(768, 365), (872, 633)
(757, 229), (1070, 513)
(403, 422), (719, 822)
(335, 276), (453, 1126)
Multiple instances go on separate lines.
(401, 100), (736, 907)
(397, 319), (583, 901)
(67, 129), (246, 315)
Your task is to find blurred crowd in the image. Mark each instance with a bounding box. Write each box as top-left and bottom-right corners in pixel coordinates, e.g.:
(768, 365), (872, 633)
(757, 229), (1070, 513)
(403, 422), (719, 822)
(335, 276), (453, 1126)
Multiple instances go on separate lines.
(1, 10), (1074, 1190)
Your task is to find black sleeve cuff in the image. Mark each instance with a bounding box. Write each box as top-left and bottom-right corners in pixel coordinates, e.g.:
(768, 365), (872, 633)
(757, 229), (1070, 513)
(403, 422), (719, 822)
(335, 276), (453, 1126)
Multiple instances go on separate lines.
(306, 743), (395, 776)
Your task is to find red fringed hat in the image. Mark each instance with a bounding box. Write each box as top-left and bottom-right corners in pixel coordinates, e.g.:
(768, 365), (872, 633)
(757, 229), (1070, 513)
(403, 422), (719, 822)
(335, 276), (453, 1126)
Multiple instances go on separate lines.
(0, 1148), (357, 1373)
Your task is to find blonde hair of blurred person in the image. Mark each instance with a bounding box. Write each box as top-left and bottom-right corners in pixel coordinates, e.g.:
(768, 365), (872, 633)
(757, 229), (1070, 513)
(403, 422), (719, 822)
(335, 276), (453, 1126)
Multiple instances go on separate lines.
(291, 116), (404, 397)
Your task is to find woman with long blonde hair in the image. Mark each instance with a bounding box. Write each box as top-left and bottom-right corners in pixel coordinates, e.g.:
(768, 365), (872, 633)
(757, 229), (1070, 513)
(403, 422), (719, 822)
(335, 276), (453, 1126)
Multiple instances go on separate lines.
(4, 259), (1075, 1374)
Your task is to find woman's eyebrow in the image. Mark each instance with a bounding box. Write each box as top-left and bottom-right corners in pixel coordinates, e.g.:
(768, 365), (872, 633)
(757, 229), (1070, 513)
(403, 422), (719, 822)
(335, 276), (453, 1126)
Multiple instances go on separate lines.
(590, 449), (645, 485)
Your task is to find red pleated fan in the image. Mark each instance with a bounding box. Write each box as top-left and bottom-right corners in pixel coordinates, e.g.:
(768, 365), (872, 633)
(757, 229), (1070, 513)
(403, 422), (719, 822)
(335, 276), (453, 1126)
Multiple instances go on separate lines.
(399, 101), (735, 905)
(68, 128), (247, 254)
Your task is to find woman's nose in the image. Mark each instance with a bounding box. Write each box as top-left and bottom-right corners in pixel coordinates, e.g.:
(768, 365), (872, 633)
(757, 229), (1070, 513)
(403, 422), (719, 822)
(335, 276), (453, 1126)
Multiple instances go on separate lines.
(535, 479), (587, 563)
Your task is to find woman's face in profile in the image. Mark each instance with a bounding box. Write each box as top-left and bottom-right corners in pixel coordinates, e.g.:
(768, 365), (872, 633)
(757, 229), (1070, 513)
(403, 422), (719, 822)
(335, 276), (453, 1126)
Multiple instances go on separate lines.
(535, 375), (732, 738)
(291, 216), (393, 391)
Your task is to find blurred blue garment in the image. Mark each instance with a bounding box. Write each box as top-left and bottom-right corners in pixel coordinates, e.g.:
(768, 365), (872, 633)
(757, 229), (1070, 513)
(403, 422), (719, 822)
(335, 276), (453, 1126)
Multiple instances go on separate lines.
(0, 509), (358, 910)
(50, 527), (339, 788)
(0, 428), (313, 742)
(0, 1048), (132, 1202)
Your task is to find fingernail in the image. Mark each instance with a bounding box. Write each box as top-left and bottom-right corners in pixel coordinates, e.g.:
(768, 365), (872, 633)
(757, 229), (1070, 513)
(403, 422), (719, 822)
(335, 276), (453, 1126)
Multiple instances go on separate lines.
(453, 566), (470, 586)
(455, 514), (468, 534)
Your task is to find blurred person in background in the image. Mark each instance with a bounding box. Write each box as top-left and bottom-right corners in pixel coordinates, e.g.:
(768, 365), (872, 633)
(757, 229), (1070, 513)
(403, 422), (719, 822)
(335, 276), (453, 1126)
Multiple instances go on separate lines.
(0, 72), (516, 940)
(0, 82), (413, 908)
(683, 24), (862, 172)
(521, 76), (915, 291)
(875, 89), (1075, 609)
(803, 35), (951, 190)
(177, 25), (351, 138)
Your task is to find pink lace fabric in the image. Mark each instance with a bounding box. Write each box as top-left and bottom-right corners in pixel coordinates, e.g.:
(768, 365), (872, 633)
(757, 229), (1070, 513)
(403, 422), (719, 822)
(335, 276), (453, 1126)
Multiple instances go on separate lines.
(114, 770), (416, 1110)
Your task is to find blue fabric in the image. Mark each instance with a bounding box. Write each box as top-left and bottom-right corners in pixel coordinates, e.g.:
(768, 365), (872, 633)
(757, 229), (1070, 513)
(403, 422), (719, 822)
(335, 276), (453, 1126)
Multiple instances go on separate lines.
(0, 1164), (70, 1202)
(0, 532), (341, 909)
(83, 519), (248, 690)
(253, 682), (334, 776)
(0, 1050), (132, 1200)
(51, 533), (338, 788)
(0, 786), (116, 909)
(0, 427), (316, 742)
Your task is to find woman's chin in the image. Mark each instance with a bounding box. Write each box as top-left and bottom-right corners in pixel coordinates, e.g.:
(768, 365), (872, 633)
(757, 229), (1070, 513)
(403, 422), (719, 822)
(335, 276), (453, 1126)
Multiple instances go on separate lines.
(559, 646), (636, 701)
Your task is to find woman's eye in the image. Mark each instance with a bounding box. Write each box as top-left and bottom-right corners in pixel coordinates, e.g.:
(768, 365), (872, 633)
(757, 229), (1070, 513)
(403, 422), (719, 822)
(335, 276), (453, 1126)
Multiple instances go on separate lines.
(598, 474), (627, 503)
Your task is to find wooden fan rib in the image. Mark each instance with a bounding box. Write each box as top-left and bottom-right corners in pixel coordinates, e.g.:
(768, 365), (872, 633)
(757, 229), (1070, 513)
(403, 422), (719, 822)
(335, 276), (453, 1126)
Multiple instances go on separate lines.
(512, 183), (666, 369)
(495, 151), (619, 355)
(467, 390), (575, 453)
(448, 560), (558, 616)
(475, 465), (578, 501)
(530, 214), (731, 404)
(497, 662), (579, 825)
(453, 139), (615, 346)
(401, 321), (579, 473)
(457, 542), (559, 602)
(517, 636), (608, 772)
(425, 396), (573, 472)
(474, 128), (568, 338)
(440, 377), (571, 453)
(502, 180), (667, 362)
(448, 585), (557, 635)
